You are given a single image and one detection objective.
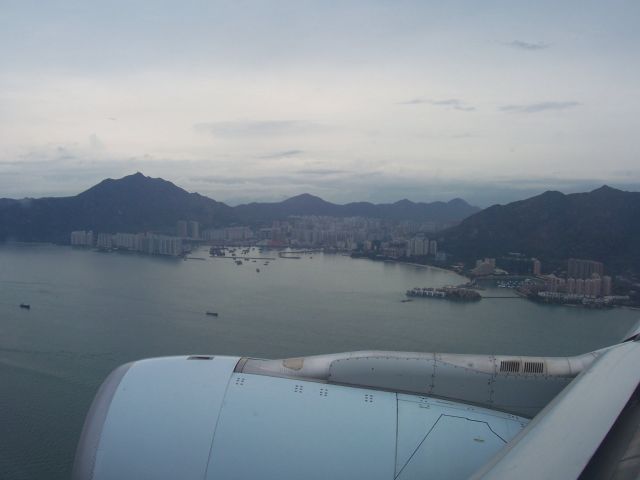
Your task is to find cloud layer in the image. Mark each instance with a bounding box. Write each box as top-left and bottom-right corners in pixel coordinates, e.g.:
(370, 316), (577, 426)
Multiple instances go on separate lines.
(500, 101), (581, 114)
(399, 98), (476, 111)
(0, 1), (638, 205)
(504, 40), (550, 51)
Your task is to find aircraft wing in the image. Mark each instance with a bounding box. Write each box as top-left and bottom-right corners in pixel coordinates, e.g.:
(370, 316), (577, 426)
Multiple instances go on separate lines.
(472, 336), (640, 479)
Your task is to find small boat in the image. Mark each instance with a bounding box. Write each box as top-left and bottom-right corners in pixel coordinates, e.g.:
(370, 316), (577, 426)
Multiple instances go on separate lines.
(20, 303), (30, 309)
(256, 268), (260, 273)
(206, 311), (218, 317)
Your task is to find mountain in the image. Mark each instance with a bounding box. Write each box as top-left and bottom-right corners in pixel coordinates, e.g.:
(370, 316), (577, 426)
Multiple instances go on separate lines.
(0, 173), (479, 243)
(441, 186), (640, 273)
(233, 194), (480, 224)
(0, 173), (234, 243)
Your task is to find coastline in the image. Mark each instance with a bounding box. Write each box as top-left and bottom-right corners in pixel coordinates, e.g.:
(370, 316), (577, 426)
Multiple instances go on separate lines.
(350, 253), (469, 281)
(397, 260), (470, 281)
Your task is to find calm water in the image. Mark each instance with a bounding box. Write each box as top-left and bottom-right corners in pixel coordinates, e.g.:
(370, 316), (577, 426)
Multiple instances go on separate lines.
(0, 244), (637, 479)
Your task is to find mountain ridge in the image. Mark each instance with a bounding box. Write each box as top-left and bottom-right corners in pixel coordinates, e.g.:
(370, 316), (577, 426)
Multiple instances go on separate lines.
(441, 185), (640, 274)
(0, 173), (480, 242)
(232, 191), (479, 224)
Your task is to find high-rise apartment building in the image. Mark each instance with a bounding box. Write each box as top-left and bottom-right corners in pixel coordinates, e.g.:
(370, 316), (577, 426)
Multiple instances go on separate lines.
(567, 258), (604, 279)
(176, 220), (188, 238)
(406, 237), (429, 257)
(96, 233), (113, 249)
(429, 240), (438, 256)
(532, 259), (541, 276)
(188, 221), (199, 239)
(70, 230), (94, 246)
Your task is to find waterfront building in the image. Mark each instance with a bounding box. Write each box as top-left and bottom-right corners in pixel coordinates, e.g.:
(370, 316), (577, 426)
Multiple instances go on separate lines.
(602, 275), (613, 296)
(226, 226), (253, 242)
(429, 240), (438, 256)
(532, 259), (541, 276)
(383, 241), (407, 259)
(96, 233), (113, 250)
(176, 220), (188, 238)
(113, 232), (144, 251)
(542, 274), (567, 293)
(562, 273), (607, 298)
(70, 230), (94, 246)
(568, 258), (604, 279)
(203, 226), (253, 243)
(188, 221), (199, 239)
(144, 234), (183, 256)
(406, 237), (429, 257)
(202, 228), (226, 242)
(594, 277), (602, 296)
(584, 276), (602, 297)
(472, 258), (496, 276)
(91, 232), (183, 256)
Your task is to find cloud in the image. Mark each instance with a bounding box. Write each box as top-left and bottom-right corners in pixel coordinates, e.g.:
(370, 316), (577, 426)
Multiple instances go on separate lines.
(500, 101), (580, 114)
(193, 120), (320, 137)
(504, 40), (550, 51)
(398, 98), (428, 105)
(399, 98), (475, 111)
(259, 149), (304, 159)
(295, 168), (349, 175)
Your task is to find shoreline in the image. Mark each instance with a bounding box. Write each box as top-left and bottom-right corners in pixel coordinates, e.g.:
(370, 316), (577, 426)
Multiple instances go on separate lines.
(396, 260), (470, 281)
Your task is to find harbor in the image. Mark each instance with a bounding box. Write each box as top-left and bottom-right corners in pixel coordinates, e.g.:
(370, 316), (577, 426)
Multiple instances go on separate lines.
(406, 286), (482, 302)
(2, 243), (638, 480)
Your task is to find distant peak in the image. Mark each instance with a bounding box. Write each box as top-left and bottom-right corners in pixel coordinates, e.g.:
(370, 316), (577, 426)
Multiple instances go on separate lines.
(539, 190), (565, 197)
(78, 172), (188, 198)
(123, 172), (148, 181)
(591, 185), (620, 194)
(284, 193), (324, 202)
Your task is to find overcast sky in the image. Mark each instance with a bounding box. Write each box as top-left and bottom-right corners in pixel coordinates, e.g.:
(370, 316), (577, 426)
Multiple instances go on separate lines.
(1, 0), (638, 206)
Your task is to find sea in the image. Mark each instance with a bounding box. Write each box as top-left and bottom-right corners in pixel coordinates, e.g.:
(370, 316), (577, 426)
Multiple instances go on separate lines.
(0, 243), (637, 479)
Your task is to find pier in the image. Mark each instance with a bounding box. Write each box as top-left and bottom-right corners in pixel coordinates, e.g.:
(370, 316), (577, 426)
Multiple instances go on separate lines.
(210, 256), (276, 260)
(407, 286), (481, 302)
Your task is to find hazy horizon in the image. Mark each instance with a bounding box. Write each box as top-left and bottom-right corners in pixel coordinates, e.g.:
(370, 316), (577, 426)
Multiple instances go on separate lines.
(1, 1), (639, 206)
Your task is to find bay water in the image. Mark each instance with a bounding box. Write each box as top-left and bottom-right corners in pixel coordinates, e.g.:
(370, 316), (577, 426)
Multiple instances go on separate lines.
(0, 244), (637, 479)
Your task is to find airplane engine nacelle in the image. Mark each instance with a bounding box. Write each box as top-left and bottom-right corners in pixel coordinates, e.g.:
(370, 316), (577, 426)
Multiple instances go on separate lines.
(72, 355), (529, 480)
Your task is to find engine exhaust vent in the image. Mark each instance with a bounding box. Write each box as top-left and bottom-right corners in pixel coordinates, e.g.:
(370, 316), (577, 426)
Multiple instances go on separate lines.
(499, 360), (521, 373)
(523, 361), (544, 374)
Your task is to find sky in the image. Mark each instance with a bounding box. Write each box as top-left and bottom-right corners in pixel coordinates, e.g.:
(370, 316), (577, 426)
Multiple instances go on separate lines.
(1, 0), (639, 206)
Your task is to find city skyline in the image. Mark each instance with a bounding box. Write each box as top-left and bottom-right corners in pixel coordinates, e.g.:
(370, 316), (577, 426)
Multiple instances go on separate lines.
(1, 1), (639, 206)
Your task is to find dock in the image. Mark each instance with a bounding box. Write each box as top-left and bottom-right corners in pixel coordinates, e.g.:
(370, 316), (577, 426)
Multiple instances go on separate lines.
(210, 256), (276, 260)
